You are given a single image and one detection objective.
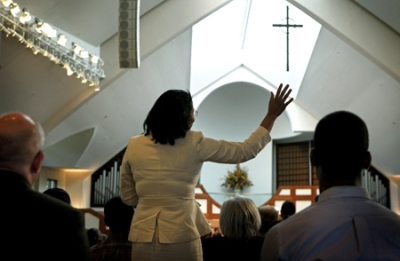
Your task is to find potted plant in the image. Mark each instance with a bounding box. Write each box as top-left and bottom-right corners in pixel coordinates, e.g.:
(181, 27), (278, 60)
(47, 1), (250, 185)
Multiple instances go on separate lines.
(221, 163), (253, 194)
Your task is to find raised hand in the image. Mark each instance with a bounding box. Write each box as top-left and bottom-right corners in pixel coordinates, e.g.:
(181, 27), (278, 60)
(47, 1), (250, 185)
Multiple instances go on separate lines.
(267, 83), (293, 118)
(260, 83), (293, 132)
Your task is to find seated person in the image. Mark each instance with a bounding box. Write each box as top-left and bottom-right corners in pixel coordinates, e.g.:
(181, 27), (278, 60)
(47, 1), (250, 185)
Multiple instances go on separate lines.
(90, 196), (134, 261)
(0, 112), (90, 261)
(87, 228), (102, 247)
(211, 227), (222, 238)
(202, 196), (264, 261)
(257, 205), (279, 237)
(43, 187), (71, 205)
(279, 200), (295, 220)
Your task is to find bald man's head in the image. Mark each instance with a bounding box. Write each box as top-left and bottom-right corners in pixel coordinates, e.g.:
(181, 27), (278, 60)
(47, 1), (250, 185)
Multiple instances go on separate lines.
(0, 112), (45, 180)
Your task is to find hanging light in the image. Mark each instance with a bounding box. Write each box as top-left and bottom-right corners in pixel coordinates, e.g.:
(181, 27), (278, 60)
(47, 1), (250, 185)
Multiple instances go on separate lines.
(32, 47), (40, 55)
(81, 76), (88, 83)
(93, 76), (100, 91)
(34, 19), (45, 33)
(75, 65), (84, 79)
(43, 47), (48, 57)
(90, 54), (100, 64)
(79, 50), (89, 59)
(1, 0), (13, 7)
(35, 20), (56, 38)
(25, 36), (33, 48)
(19, 8), (31, 24)
(0, 1), (106, 90)
(57, 34), (67, 46)
(52, 52), (61, 64)
(63, 62), (74, 76)
(9, 2), (20, 17)
(45, 26), (57, 38)
(72, 42), (83, 55)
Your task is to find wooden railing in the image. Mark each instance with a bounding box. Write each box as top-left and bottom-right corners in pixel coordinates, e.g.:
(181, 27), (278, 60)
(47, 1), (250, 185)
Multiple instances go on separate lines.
(90, 148), (390, 210)
(83, 173), (390, 233)
(261, 185), (319, 213)
(195, 184), (222, 221)
(80, 208), (108, 236)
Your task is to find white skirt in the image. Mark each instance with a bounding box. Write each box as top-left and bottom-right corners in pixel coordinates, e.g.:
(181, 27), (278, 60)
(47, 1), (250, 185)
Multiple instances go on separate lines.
(131, 222), (203, 261)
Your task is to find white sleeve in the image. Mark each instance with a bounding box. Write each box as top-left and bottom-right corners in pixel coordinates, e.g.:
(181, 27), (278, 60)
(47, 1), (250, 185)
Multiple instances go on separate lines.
(196, 126), (271, 163)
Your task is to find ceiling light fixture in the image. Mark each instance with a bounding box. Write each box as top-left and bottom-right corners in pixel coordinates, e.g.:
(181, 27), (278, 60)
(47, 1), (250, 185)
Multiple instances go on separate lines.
(1, 0), (12, 7)
(19, 8), (31, 24)
(57, 34), (67, 46)
(0, 0), (106, 91)
(9, 2), (19, 16)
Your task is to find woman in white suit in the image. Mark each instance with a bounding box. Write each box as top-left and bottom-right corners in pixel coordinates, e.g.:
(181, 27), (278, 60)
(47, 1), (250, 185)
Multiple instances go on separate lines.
(120, 84), (293, 261)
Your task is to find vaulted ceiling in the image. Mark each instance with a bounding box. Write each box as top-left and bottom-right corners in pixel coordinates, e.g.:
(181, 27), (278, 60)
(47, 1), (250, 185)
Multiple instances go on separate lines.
(0, 0), (399, 178)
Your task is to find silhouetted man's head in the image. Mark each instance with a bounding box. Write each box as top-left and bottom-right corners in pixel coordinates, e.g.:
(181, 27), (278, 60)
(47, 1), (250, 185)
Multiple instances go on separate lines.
(280, 200), (295, 220)
(311, 111), (371, 191)
(104, 196), (134, 233)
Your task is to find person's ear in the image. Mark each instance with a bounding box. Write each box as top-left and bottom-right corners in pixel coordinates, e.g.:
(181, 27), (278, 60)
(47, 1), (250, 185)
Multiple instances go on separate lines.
(363, 151), (372, 169)
(310, 148), (318, 166)
(31, 151), (44, 174)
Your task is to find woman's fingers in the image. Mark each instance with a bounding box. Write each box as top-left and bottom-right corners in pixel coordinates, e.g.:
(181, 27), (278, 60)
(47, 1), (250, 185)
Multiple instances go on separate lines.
(274, 84), (291, 101)
(272, 84), (293, 113)
(276, 83), (283, 97)
(285, 97), (294, 106)
(282, 87), (292, 101)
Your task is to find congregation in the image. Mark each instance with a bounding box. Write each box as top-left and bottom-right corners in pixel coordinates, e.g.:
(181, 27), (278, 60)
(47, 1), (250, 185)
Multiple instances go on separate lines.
(1, 85), (400, 261)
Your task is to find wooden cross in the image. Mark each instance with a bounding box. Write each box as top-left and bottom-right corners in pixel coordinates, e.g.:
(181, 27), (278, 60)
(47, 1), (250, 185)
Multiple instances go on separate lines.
(272, 6), (303, 71)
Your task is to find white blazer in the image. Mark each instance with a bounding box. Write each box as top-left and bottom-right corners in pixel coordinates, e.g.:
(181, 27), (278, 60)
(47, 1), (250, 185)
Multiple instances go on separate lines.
(120, 126), (271, 244)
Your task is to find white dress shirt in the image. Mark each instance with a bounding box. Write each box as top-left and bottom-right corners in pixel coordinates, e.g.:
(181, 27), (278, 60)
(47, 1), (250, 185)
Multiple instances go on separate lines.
(120, 126), (271, 244)
(261, 186), (400, 261)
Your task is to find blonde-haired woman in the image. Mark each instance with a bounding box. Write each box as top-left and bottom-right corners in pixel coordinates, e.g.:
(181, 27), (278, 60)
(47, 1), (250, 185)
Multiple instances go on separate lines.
(202, 196), (264, 261)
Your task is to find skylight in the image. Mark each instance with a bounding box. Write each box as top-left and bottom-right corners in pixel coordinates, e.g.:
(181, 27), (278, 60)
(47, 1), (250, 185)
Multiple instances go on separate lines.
(190, 0), (321, 101)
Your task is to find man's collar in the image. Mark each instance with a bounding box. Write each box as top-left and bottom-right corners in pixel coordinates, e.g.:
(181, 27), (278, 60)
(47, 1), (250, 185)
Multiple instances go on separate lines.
(0, 169), (32, 188)
(318, 186), (370, 202)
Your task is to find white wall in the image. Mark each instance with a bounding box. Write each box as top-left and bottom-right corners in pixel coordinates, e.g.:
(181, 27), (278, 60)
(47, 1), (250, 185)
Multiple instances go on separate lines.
(193, 82), (300, 206)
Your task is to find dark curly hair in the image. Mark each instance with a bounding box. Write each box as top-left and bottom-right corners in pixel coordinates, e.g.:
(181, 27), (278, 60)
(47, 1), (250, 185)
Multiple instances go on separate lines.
(143, 89), (193, 145)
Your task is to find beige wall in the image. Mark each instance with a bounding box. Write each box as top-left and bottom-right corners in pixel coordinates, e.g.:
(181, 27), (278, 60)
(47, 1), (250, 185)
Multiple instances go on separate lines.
(37, 166), (92, 209)
(38, 167), (67, 192)
(65, 169), (92, 208)
(390, 176), (400, 215)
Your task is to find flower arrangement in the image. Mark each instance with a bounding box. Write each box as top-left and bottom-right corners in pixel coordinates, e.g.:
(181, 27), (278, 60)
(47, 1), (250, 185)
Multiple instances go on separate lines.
(221, 164), (253, 190)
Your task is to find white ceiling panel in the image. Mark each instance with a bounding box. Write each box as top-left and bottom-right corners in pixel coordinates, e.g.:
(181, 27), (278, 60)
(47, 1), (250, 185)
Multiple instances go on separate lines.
(355, 0), (400, 34)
